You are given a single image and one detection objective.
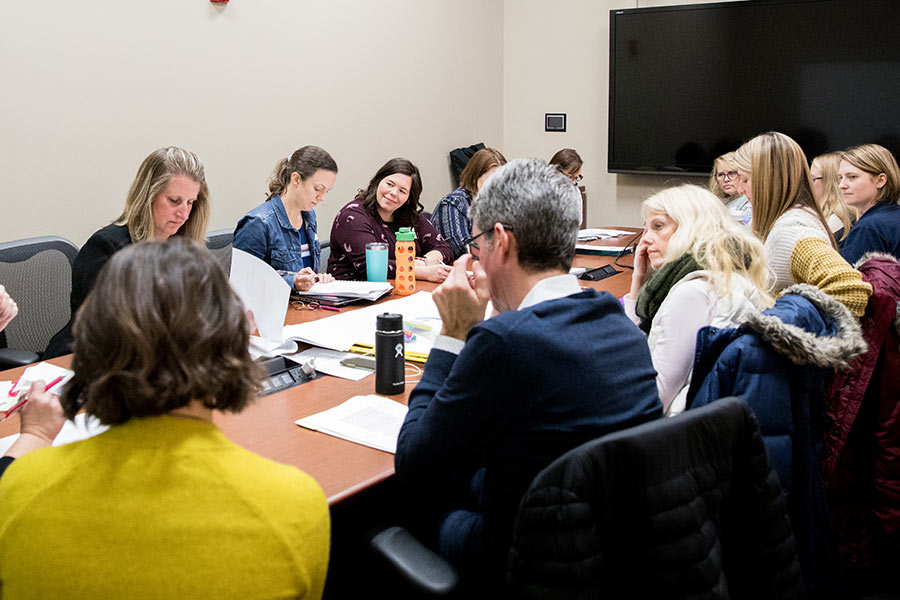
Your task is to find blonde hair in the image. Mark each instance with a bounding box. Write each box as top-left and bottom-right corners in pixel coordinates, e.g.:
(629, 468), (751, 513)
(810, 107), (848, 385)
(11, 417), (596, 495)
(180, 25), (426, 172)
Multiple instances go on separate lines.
(708, 152), (737, 199)
(117, 147), (210, 243)
(735, 132), (835, 248)
(642, 184), (773, 306)
(841, 143), (900, 206)
(811, 152), (853, 240)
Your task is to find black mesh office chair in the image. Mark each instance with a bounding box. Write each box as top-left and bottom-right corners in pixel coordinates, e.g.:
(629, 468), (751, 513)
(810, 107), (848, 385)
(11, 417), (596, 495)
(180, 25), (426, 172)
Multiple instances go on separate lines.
(205, 229), (234, 276)
(0, 236), (79, 368)
(370, 397), (804, 599)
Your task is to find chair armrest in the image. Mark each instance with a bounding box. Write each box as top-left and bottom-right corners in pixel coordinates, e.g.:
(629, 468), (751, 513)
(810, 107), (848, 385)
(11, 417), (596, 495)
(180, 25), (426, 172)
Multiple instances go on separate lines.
(368, 526), (459, 596)
(0, 348), (40, 370)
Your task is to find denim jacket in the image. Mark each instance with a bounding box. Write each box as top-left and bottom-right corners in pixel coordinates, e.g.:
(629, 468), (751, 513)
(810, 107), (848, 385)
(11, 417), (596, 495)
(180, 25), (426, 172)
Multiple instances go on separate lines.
(233, 195), (321, 286)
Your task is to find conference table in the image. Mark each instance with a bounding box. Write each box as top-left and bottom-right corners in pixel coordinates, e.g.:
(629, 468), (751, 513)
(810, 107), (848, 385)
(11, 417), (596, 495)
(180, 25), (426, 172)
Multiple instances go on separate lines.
(0, 228), (639, 507)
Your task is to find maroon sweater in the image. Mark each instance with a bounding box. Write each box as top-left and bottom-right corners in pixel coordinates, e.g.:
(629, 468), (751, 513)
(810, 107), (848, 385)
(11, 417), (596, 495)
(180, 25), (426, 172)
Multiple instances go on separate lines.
(326, 199), (453, 280)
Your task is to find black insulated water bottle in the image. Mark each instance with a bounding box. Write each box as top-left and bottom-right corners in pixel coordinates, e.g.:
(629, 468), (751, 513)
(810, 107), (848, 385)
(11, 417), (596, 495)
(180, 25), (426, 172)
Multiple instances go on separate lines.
(375, 312), (404, 395)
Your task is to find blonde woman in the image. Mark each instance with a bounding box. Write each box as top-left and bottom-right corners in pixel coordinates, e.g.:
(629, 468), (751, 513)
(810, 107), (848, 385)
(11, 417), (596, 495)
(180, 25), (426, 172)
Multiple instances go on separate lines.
(838, 143), (900, 263)
(810, 152), (854, 239)
(624, 184), (772, 416)
(44, 146), (210, 358)
(708, 152), (752, 225)
(734, 132), (871, 317)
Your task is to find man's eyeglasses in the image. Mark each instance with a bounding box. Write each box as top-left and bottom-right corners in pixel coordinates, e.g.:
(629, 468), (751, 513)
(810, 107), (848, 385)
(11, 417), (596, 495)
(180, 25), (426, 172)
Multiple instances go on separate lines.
(715, 170), (738, 181)
(464, 225), (514, 255)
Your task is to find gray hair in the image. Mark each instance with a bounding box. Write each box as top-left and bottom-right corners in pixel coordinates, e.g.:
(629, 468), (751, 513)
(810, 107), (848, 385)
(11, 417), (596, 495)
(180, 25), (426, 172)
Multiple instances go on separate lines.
(469, 158), (581, 271)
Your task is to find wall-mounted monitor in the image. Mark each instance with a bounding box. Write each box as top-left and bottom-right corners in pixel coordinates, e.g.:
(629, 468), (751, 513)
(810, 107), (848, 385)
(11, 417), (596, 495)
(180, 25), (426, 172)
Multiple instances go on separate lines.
(608, 0), (900, 175)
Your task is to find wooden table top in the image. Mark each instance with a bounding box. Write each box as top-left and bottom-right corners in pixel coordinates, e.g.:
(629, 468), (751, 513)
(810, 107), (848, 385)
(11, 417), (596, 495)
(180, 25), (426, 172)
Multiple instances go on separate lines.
(0, 228), (639, 505)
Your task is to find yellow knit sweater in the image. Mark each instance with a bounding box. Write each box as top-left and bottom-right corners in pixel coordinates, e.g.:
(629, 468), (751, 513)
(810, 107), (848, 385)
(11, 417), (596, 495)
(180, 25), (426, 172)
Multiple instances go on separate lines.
(0, 415), (330, 599)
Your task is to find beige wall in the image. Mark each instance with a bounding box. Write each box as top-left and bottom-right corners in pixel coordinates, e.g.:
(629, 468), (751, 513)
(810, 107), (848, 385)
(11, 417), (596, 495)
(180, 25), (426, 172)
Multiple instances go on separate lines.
(0, 0), (504, 246)
(502, 0), (737, 227)
(1, 0), (741, 247)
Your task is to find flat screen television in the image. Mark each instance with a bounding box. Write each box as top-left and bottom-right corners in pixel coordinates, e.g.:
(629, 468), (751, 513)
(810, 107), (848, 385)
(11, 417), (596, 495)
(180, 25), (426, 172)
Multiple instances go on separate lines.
(608, 0), (900, 175)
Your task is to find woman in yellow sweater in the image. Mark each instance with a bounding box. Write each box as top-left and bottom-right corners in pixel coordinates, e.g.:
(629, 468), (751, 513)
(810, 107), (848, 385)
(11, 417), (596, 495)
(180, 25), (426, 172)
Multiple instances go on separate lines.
(0, 239), (330, 599)
(734, 132), (871, 318)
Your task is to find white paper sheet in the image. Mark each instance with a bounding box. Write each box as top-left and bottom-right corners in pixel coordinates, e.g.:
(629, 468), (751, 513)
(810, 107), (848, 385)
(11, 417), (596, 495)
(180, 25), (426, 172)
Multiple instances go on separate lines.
(0, 413), (109, 454)
(281, 291), (441, 355)
(285, 347), (372, 381)
(295, 395), (408, 453)
(229, 248), (292, 342)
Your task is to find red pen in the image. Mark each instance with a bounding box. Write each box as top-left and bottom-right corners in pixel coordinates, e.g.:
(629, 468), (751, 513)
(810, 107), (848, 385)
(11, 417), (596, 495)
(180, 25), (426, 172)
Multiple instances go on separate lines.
(45, 375), (65, 392)
(319, 305), (341, 312)
(3, 396), (28, 419)
(7, 374), (65, 398)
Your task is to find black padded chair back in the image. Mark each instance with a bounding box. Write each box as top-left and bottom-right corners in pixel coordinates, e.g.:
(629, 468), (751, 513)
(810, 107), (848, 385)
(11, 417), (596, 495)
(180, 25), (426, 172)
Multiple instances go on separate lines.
(205, 229), (233, 276)
(507, 397), (804, 599)
(0, 236), (79, 354)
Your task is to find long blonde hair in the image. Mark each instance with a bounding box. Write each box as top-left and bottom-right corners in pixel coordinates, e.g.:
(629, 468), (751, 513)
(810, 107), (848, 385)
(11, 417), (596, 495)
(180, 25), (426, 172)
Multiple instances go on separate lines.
(811, 152), (853, 240)
(735, 132), (836, 248)
(117, 147), (210, 243)
(643, 184), (773, 306)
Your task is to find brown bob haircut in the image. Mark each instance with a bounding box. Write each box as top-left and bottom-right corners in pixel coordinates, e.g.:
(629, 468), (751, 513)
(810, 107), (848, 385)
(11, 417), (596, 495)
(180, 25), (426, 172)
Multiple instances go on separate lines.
(62, 239), (261, 425)
(358, 157), (424, 228)
(459, 147), (507, 196)
(549, 148), (583, 175)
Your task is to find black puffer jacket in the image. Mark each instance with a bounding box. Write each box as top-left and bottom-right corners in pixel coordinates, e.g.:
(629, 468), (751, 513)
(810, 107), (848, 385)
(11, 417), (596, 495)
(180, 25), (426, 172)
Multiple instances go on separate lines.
(507, 397), (804, 599)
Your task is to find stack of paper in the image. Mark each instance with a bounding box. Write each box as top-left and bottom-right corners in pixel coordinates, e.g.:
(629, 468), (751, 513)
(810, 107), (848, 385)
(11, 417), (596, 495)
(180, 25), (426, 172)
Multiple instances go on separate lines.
(295, 395), (408, 453)
(274, 291), (441, 358)
(294, 281), (393, 302)
(578, 228), (633, 241)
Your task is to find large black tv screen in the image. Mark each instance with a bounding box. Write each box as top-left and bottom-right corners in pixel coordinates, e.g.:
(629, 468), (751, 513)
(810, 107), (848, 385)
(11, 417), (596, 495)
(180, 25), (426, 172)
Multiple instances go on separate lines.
(608, 0), (900, 175)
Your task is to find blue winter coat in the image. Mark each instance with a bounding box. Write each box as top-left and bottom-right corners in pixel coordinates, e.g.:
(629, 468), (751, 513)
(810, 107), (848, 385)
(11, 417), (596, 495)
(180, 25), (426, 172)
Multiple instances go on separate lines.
(686, 284), (867, 600)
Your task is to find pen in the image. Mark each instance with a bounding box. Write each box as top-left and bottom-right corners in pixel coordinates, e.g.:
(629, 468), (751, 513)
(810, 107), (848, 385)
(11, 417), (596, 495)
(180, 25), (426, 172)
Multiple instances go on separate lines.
(319, 305), (340, 312)
(45, 375), (65, 392)
(8, 376), (21, 397)
(3, 396), (28, 419)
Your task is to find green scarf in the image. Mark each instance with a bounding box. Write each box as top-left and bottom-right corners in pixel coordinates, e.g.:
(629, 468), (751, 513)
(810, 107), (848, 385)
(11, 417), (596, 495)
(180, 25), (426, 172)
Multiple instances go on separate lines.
(635, 253), (702, 334)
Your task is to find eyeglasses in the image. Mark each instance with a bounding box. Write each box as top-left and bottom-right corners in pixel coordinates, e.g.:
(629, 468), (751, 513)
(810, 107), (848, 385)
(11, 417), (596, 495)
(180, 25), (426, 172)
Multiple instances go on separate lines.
(571, 173), (584, 184)
(715, 170), (739, 181)
(464, 225), (514, 255)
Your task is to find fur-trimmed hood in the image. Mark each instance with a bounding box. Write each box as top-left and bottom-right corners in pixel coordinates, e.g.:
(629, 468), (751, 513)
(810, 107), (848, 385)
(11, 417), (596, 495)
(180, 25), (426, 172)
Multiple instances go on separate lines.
(740, 283), (867, 370)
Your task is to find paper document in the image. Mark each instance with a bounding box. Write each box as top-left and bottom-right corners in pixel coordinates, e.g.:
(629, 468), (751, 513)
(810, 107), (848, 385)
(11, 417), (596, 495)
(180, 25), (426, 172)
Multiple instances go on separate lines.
(296, 394), (408, 453)
(578, 228), (632, 241)
(229, 248), (291, 342)
(575, 244), (632, 256)
(294, 280), (392, 302)
(286, 348), (372, 381)
(0, 413), (109, 454)
(280, 291), (441, 356)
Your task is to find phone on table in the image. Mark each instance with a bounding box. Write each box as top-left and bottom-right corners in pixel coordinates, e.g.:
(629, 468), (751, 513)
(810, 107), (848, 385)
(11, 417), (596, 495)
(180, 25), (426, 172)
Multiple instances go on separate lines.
(340, 356), (376, 371)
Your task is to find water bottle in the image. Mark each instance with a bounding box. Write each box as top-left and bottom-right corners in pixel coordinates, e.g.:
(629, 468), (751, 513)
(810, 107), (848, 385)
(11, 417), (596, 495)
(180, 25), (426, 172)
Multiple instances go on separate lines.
(395, 227), (416, 296)
(375, 313), (404, 395)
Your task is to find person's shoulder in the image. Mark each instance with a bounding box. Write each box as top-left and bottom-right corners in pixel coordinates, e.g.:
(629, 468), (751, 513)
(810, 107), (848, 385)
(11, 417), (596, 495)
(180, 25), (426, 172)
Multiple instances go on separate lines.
(243, 199), (278, 220)
(863, 202), (900, 226)
(204, 442), (329, 515)
(84, 223), (130, 247)
(483, 290), (623, 335)
(771, 207), (828, 242)
(0, 444), (75, 509)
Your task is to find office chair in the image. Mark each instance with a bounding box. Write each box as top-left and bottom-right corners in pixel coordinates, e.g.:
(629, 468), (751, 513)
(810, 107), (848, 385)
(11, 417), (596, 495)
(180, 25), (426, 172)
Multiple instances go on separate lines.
(370, 397), (804, 599)
(319, 240), (330, 270)
(0, 236), (79, 368)
(205, 228), (234, 276)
